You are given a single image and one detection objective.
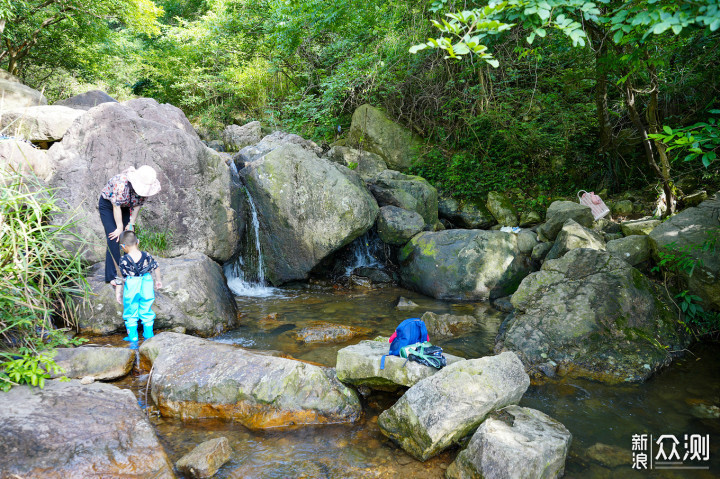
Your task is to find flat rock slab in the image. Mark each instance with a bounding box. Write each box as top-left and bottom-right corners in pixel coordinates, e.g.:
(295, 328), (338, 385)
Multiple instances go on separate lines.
(607, 234), (651, 266)
(139, 332), (361, 429)
(420, 311), (481, 337)
(176, 437), (231, 478)
(446, 406), (572, 479)
(293, 321), (373, 343)
(378, 351), (529, 460)
(335, 339), (465, 390)
(621, 218), (661, 236)
(0, 380), (173, 478)
(51, 346), (134, 380)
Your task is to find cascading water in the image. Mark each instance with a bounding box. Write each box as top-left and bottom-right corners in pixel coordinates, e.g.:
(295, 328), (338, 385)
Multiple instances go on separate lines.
(344, 231), (384, 277)
(223, 183), (277, 297)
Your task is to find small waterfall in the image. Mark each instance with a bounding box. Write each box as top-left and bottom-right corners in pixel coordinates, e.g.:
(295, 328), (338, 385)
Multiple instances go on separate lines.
(344, 231), (384, 277)
(224, 186), (277, 297)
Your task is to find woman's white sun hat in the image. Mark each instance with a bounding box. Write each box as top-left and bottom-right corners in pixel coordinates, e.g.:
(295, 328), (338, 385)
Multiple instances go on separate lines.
(127, 165), (161, 197)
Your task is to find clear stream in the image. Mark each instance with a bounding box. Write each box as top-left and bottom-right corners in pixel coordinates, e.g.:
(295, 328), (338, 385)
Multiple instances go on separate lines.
(100, 285), (720, 478)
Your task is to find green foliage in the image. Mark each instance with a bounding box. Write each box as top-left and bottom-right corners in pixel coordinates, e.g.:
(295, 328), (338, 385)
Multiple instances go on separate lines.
(0, 167), (89, 390)
(674, 291), (720, 337)
(135, 222), (173, 256)
(0, 352), (60, 392)
(347, 162), (358, 170)
(650, 111), (720, 169)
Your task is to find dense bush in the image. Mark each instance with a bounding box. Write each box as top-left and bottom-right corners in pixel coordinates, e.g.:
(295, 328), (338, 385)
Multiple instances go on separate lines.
(0, 167), (88, 390)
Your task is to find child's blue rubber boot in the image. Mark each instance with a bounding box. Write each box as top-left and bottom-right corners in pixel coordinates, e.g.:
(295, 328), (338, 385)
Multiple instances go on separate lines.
(142, 322), (154, 339)
(123, 325), (139, 342)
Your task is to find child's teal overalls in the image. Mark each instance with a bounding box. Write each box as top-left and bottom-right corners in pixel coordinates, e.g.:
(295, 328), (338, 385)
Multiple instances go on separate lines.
(123, 273), (156, 329)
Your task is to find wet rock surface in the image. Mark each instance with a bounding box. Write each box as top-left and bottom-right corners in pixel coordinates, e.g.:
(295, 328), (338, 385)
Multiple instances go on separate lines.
(139, 332), (361, 428)
(175, 437), (232, 478)
(50, 346), (135, 380)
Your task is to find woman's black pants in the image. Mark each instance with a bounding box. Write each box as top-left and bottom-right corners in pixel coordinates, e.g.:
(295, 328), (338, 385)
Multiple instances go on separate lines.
(98, 197), (130, 282)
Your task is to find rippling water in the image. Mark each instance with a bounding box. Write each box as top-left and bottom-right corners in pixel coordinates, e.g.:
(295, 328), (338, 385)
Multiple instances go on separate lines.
(98, 284), (719, 478)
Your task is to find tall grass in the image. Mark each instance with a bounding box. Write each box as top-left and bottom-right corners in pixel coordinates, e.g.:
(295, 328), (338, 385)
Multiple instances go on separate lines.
(0, 165), (89, 390)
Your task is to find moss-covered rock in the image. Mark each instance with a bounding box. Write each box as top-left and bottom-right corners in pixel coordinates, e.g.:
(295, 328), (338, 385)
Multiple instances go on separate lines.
(377, 352), (529, 461)
(537, 201), (594, 241)
(438, 196), (496, 229)
(367, 170), (438, 227)
(496, 248), (688, 383)
(346, 104), (422, 170)
(399, 229), (533, 300)
(486, 191), (519, 227)
(376, 205), (424, 245)
(241, 143), (379, 284)
(545, 219), (606, 261)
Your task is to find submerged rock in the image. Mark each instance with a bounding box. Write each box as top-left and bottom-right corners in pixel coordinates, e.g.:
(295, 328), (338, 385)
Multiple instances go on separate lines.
(175, 437), (232, 479)
(336, 339), (465, 391)
(0, 380), (173, 478)
(496, 248), (688, 383)
(50, 346), (134, 381)
(649, 194), (720, 310)
(537, 201), (594, 241)
(47, 99), (240, 263)
(241, 143), (378, 284)
(139, 333), (361, 428)
(377, 351), (529, 460)
(446, 406), (572, 479)
(346, 104), (422, 170)
(78, 253), (237, 337)
(367, 170), (438, 227)
(586, 442), (632, 468)
(293, 322), (373, 343)
(399, 229), (532, 301)
(396, 297), (420, 310)
(420, 311), (480, 337)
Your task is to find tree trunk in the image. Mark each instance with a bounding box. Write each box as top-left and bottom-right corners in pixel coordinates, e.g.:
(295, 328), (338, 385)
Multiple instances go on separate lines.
(623, 77), (674, 218)
(647, 64), (675, 216)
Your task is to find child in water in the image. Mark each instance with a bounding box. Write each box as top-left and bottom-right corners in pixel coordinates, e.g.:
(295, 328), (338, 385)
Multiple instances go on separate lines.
(115, 230), (162, 341)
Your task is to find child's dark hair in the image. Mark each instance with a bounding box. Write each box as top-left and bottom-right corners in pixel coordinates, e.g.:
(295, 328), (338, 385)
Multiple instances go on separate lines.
(119, 230), (138, 246)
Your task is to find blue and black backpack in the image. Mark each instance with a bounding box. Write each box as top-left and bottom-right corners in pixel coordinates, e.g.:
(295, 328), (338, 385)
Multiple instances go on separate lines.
(380, 318), (429, 370)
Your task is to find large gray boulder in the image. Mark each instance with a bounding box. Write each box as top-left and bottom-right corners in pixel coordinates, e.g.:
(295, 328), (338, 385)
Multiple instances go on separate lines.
(486, 191), (519, 227)
(496, 248), (688, 383)
(346, 104), (422, 170)
(368, 170), (438, 227)
(537, 201), (594, 241)
(325, 145), (388, 182)
(607, 235), (651, 266)
(438, 197), (496, 229)
(378, 352), (529, 461)
(0, 139), (52, 181)
(0, 105), (85, 143)
(241, 144), (378, 284)
(0, 380), (174, 478)
(335, 339), (465, 391)
(649, 194), (720, 310)
(0, 78), (47, 109)
(235, 130), (322, 165)
(446, 406), (572, 479)
(47, 99), (240, 263)
(50, 346), (135, 380)
(222, 121), (263, 151)
(545, 219), (606, 261)
(140, 333), (361, 428)
(55, 90), (118, 110)
(78, 253), (237, 337)
(376, 205), (425, 245)
(399, 229), (533, 300)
